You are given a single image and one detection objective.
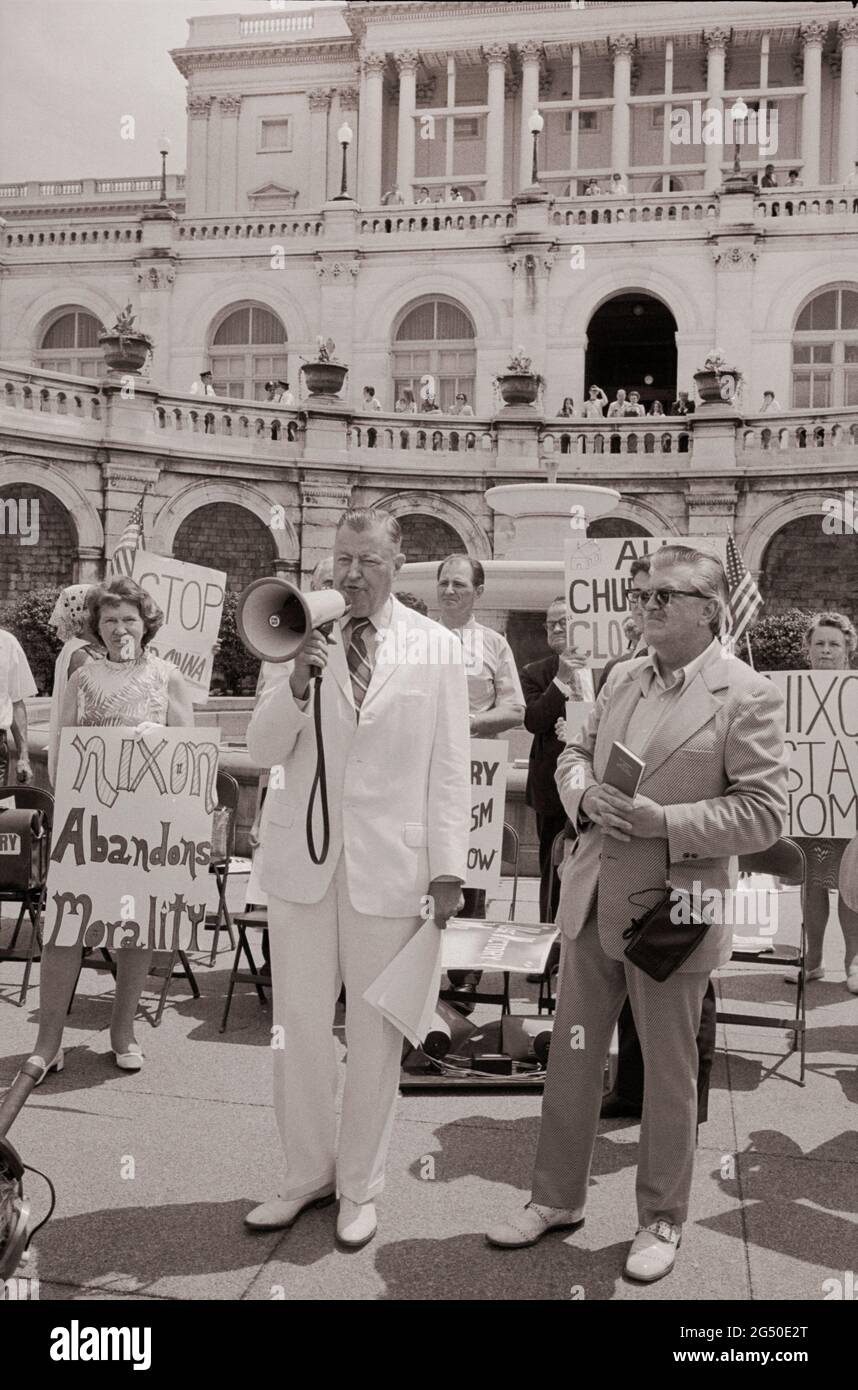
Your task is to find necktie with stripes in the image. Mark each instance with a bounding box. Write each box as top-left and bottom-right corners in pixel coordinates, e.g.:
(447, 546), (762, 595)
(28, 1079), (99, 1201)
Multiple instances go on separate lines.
(346, 617), (373, 716)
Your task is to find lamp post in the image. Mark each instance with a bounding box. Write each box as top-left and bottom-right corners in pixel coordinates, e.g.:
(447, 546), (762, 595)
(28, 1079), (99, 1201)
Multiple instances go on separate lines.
(721, 99), (755, 194)
(529, 108), (544, 186)
(158, 135), (171, 204)
(333, 121), (353, 200)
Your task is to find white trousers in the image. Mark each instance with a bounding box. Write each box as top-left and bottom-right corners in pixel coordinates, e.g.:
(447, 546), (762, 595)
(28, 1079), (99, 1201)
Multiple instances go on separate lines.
(268, 852), (419, 1205)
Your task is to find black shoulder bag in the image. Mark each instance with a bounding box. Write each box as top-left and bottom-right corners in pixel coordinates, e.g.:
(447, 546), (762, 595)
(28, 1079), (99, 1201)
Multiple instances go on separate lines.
(622, 884), (712, 982)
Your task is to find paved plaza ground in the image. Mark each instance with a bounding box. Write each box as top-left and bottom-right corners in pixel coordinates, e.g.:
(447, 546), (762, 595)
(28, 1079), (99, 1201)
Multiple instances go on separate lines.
(1, 878), (856, 1303)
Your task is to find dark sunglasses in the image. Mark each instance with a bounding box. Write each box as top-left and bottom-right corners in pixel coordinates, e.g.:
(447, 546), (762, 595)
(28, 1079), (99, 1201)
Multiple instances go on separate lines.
(629, 588), (709, 609)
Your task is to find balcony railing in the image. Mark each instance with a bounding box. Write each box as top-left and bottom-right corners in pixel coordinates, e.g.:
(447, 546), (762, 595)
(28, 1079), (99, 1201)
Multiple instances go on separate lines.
(175, 215), (324, 242)
(741, 409), (858, 454)
(347, 416), (495, 455)
(0, 174), (185, 208)
(153, 395), (301, 447)
(540, 419), (692, 457)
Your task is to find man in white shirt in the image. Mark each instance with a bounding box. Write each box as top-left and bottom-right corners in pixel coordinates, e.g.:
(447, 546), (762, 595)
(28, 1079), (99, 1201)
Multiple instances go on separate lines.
(363, 386), (383, 413)
(0, 627), (37, 785)
(581, 385), (608, 418)
(246, 511), (470, 1248)
(277, 380), (295, 407)
(611, 173), (629, 195)
(607, 389), (629, 417)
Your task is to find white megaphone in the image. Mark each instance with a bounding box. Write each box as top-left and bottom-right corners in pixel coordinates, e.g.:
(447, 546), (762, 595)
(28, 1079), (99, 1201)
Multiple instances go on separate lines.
(236, 577), (347, 663)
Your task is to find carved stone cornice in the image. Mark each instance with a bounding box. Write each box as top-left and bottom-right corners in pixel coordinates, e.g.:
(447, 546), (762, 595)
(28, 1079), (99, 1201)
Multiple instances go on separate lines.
(710, 243), (759, 270)
(300, 481), (352, 509)
(187, 95), (212, 118)
(838, 16), (858, 47)
(704, 28), (730, 54)
(686, 492), (738, 516)
(172, 41), (356, 77)
(338, 86), (359, 111)
(313, 254), (361, 281)
(394, 50), (419, 74)
(800, 20), (829, 49)
(307, 87), (333, 112)
(609, 34), (637, 61)
(217, 94), (241, 115)
(484, 43), (509, 67)
(505, 239), (557, 277)
(518, 40), (542, 65)
(362, 52), (387, 78)
(134, 260), (176, 290)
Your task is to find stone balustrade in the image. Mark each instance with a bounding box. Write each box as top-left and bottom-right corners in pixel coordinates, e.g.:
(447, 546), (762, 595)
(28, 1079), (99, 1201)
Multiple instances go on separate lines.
(347, 414), (495, 456)
(153, 394), (301, 447)
(175, 216), (323, 242)
(357, 204), (514, 235)
(1, 366), (103, 422)
(0, 174), (184, 206)
(754, 190), (858, 221)
(541, 418), (692, 457)
(3, 223), (143, 249)
(549, 191), (719, 227)
(741, 409), (858, 454)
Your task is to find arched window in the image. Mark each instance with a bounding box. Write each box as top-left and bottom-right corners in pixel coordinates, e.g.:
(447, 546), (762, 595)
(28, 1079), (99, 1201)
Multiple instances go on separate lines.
(37, 307), (105, 377)
(392, 298), (476, 412)
(792, 286), (858, 408)
(209, 304), (288, 401)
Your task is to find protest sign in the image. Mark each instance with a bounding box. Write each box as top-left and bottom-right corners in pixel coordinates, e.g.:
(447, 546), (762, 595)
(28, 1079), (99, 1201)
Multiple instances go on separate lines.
(465, 739), (508, 893)
(563, 535), (728, 663)
(769, 671), (858, 838)
(132, 551), (226, 701)
(44, 726), (221, 952)
(443, 919), (559, 974)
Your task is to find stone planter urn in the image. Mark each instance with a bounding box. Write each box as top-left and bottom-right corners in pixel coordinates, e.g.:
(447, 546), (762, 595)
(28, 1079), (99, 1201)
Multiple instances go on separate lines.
(300, 335), (348, 399)
(98, 304), (153, 374)
(496, 372), (541, 406)
(694, 351), (742, 406)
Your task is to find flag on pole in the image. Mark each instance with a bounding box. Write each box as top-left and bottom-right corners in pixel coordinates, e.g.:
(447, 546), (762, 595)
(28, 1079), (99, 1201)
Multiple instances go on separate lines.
(725, 534), (763, 642)
(110, 493), (146, 576)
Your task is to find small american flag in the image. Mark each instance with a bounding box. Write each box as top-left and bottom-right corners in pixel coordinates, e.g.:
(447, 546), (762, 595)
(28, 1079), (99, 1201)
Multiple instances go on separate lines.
(725, 534), (763, 643)
(110, 494), (146, 576)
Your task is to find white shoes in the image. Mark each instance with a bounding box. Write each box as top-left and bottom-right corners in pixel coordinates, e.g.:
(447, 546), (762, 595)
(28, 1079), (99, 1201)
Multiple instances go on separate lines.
(28, 1050), (64, 1087)
(245, 1189), (336, 1232)
(113, 1043), (144, 1071)
(486, 1202), (584, 1249)
(336, 1198), (377, 1249)
(624, 1221), (682, 1282)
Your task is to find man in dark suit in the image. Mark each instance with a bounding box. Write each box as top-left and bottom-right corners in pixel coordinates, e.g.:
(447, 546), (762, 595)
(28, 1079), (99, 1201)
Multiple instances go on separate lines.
(522, 597), (589, 923)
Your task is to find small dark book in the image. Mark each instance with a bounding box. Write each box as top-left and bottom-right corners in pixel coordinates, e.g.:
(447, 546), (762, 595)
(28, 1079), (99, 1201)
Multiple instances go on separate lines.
(603, 740), (646, 798)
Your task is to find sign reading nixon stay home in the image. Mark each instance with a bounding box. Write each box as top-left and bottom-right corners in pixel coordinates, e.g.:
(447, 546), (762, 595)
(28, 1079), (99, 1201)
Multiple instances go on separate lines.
(465, 739), (508, 894)
(563, 536), (728, 663)
(44, 726), (221, 952)
(769, 671), (858, 838)
(132, 551), (226, 702)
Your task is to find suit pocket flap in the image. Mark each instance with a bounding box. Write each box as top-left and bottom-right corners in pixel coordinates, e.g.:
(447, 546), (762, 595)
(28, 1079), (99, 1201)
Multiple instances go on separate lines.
(403, 822), (428, 848)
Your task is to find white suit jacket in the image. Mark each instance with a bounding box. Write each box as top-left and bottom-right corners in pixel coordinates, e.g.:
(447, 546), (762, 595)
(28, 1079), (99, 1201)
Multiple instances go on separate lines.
(246, 597), (471, 916)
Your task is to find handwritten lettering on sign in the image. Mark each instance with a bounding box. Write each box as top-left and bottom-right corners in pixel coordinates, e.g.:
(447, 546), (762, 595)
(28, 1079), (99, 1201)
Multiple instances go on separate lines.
(44, 727), (221, 951)
(465, 739), (508, 893)
(563, 536), (728, 663)
(132, 551), (226, 702)
(770, 672), (858, 838)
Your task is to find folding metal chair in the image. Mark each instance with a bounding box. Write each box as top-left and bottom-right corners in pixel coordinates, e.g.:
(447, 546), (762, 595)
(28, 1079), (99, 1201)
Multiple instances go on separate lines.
(219, 907), (272, 1032)
(716, 837), (808, 1084)
(203, 771), (240, 966)
(0, 786), (54, 1006)
(537, 828), (570, 1015)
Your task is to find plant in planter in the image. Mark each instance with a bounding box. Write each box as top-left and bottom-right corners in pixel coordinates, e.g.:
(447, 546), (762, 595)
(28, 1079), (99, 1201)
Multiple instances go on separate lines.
(694, 348), (743, 407)
(494, 346), (545, 407)
(300, 336), (349, 398)
(98, 304), (154, 374)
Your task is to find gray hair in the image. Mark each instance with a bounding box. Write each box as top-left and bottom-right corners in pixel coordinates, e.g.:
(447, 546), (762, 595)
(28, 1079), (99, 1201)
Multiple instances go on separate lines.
(651, 544), (729, 637)
(804, 610), (858, 655)
(336, 507), (402, 549)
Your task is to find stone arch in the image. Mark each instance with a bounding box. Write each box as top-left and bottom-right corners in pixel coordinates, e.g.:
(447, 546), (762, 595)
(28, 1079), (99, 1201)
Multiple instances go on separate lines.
(757, 506), (858, 623)
(0, 458), (104, 551)
(22, 286), (120, 360)
(175, 277), (312, 360)
(742, 492), (833, 575)
(762, 267), (858, 335)
(590, 498), (678, 537)
(372, 490), (492, 560)
(368, 274), (502, 350)
(151, 480), (298, 562)
(559, 264), (701, 341)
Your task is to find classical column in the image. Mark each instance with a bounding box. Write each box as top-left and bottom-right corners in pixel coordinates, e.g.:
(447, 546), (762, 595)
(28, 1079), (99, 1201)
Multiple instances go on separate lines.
(799, 22), (827, 187)
(185, 95), (212, 216)
(359, 52), (386, 205)
(609, 35), (635, 178)
(217, 94), (241, 212)
(307, 88), (332, 206)
(484, 43), (508, 202)
(837, 17), (858, 182)
(704, 29), (729, 191)
(394, 51), (418, 197)
(518, 41), (542, 190)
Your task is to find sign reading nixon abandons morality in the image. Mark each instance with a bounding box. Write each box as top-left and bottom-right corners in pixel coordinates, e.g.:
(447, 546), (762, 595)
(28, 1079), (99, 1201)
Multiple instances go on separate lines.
(132, 551), (226, 702)
(563, 536), (729, 663)
(44, 727), (221, 952)
(466, 739), (508, 895)
(770, 671), (858, 838)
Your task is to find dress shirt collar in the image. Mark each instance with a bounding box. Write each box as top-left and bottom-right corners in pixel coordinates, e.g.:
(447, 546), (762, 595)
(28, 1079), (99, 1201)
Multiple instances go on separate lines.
(638, 636), (720, 695)
(341, 595), (393, 637)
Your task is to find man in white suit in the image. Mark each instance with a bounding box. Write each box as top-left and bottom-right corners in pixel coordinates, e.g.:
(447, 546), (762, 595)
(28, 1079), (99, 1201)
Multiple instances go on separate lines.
(488, 545), (788, 1282)
(245, 509), (470, 1248)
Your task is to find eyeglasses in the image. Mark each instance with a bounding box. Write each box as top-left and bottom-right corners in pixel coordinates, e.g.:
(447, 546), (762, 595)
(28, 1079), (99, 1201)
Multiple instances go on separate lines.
(544, 619), (567, 630)
(631, 588), (709, 609)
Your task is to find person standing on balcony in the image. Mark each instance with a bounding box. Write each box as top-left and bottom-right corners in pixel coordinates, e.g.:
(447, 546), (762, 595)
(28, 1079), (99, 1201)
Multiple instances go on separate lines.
(670, 391), (695, 416)
(623, 391), (646, 417)
(584, 179), (602, 195)
(277, 381), (294, 407)
(363, 386), (383, 413)
(759, 390), (782, 412)
(451, 393), (474, 416)
(607, 389), (629, 417)
(558, 397), (576, 418)
(761, 164), (778, 188)
(416, 186), (432, 205)
(611, 173), (629, 195)
(581, 385), (608, 418)
(419, 374), (441, 412)
(381, 185), (405, 205)
(199, 370), (215, 397)
(649, 400), (665, 417)
(786, 170), (802, 188)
